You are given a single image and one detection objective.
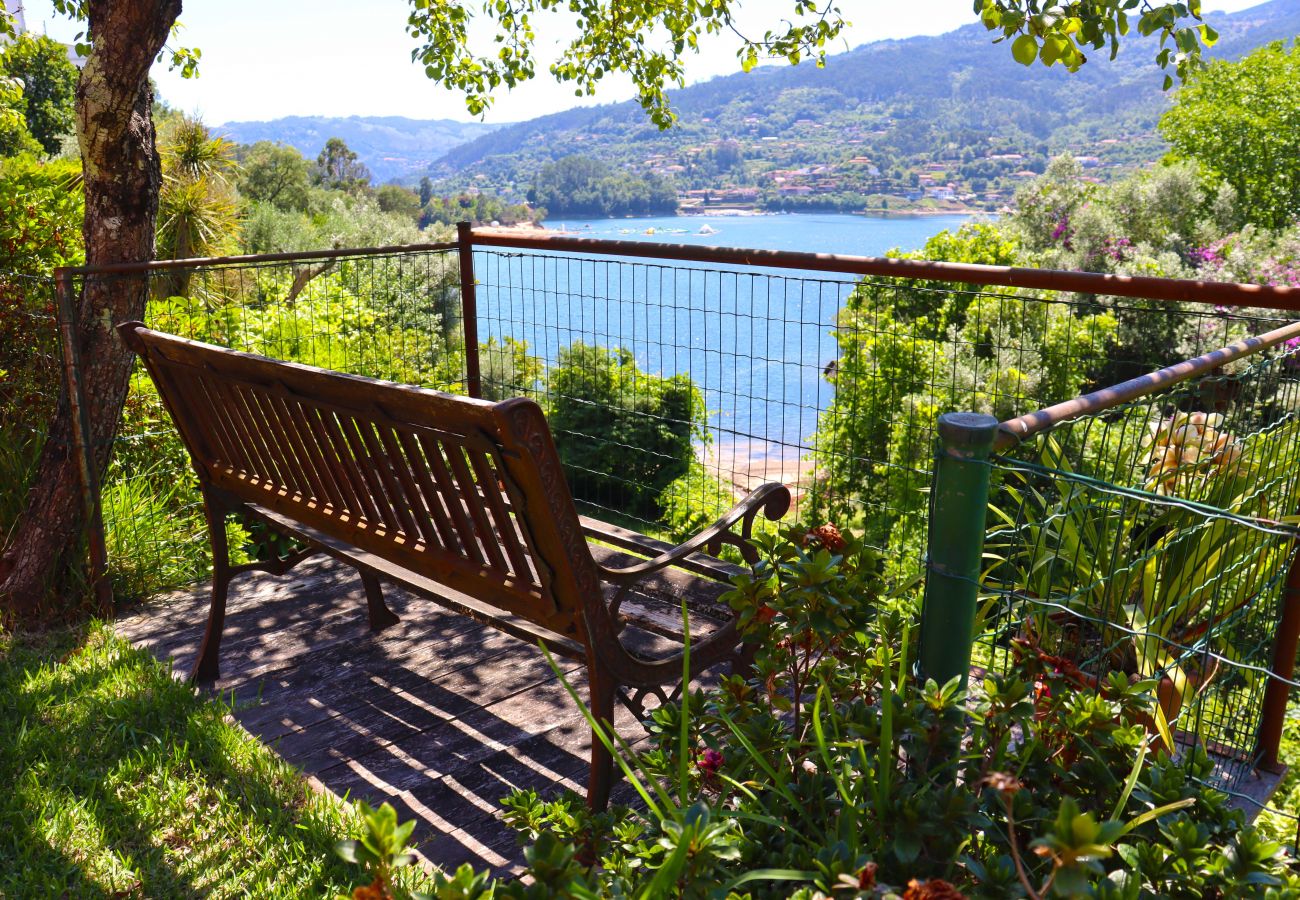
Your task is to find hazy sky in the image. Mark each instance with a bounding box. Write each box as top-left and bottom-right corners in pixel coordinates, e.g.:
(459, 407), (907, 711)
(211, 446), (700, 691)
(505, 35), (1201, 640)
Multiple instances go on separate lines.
(15, 0), (1267, 125)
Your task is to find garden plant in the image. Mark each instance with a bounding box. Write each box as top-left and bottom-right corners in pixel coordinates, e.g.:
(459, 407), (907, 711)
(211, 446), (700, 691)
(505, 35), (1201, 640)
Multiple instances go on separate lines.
(329, 525), (1300, 898)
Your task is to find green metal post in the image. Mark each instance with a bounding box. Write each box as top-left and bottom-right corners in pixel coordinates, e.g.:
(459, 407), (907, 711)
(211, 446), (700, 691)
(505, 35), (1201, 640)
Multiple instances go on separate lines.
(918, 411), (1000, 689)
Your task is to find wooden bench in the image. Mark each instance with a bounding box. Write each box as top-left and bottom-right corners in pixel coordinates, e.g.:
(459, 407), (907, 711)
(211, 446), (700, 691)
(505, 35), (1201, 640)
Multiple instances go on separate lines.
(118, 322), (790, 809)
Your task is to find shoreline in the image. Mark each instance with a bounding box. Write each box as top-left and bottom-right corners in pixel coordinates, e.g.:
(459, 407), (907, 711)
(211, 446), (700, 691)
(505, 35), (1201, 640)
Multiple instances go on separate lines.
(507, 208), (981, 231)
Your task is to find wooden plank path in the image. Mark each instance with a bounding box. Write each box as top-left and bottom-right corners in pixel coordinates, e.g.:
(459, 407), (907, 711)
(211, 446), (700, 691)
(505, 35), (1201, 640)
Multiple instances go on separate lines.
(115, 556), (642, 873)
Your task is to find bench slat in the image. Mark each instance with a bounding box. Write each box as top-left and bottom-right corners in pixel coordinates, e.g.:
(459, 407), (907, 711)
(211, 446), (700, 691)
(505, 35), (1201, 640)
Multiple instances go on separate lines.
(470, 450), (534, 582)
(337, 413), (404, 535)
(268, 390), (337, 512)
(444, 443), (510, 573)
(247, 502), (588, 661)
(318, 407), (386, 526)
(416, 432), (487, 566)
(394, 428), (460, 553)
(374, 424), (444, 550)
(290, 394), (352, 513)
(358, 419), (422, 540)
(251, 388), (316, 503)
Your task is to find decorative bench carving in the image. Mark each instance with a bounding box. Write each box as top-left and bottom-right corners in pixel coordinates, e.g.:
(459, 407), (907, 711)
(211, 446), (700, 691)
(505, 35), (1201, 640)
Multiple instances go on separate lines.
(118, 322), (790, 809)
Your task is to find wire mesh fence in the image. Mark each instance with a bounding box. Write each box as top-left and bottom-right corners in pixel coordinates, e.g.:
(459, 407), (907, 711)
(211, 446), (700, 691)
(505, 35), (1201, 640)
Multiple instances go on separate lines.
(976, 326), (1300, 794)
(8, 237), (1294, 606)
(77, 248), (463, 599)
(472, 242), (1296, 581)
(0, 273), (62, 542)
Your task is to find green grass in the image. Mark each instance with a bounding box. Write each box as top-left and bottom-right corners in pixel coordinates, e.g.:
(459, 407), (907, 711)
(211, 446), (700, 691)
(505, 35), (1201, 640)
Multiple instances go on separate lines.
(0, 622), (427, 898)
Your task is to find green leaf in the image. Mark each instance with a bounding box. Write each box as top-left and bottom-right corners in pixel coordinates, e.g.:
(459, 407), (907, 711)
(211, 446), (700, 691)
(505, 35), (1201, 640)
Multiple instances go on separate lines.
(1012, 34), (1039, 65)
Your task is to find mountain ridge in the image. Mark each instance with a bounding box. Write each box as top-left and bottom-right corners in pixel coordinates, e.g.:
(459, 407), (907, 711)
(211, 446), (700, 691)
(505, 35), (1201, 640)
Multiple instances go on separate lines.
(426, 0), (1300, 209)
(215, 114), (502, 183)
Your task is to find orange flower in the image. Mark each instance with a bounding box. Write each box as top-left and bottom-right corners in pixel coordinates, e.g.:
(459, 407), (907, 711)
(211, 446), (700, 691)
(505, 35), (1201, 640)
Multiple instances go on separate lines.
(754, 603), (778, 624)
(805, 522), (847, 552)
(351, 877), (390, 900)
(903, 878), (967, 900)
(1033, 679), (1051, 702)
(983, 771), (1022, 797)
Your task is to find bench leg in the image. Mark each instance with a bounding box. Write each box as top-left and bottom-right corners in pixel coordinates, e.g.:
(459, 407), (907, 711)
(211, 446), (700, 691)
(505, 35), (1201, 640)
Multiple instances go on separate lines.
(586, 664), (617, 812)
(732, 642), (757, 682)
(192, 500), (232, 683)
(359, 569), (400, 631)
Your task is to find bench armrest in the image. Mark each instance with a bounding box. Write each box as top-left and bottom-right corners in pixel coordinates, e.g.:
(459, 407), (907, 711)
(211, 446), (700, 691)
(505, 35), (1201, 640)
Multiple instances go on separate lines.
(594, 482), (791, 584)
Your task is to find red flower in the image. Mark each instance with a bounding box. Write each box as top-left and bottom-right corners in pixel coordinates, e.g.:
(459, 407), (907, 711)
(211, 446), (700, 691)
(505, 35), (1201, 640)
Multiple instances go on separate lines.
(698, 748), (724, 777)
(754, 603), (778, 624)
(804, 522), (847, 552)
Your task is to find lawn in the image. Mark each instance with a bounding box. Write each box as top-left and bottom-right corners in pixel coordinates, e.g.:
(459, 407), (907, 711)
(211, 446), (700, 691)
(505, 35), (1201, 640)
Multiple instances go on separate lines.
(0, 622), (429, 898)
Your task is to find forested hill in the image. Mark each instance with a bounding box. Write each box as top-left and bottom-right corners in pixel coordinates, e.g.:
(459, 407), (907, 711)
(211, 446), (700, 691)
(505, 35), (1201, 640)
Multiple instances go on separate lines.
(428, 0), (1300, 209)
(217, 116), (500, 183)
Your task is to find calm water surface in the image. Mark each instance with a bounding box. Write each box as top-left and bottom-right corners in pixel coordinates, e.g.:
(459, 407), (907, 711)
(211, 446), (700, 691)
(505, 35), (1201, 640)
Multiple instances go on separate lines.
(475, 213), (975, 456)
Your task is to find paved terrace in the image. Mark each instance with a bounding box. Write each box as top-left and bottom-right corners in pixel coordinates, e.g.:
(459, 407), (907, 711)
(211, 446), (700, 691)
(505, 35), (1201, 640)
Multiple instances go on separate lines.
(115, 557), (645, 873)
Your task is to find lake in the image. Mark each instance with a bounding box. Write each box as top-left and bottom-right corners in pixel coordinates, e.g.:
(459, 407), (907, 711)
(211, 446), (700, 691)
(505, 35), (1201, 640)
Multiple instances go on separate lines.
(542, 212), (977, 257)
(473, 212), (975, 468)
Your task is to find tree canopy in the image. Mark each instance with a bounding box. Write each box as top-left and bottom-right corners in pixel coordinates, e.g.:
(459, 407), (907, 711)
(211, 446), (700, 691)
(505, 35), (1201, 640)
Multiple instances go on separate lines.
(313, 136), (371, 192)
(1160, 39), (1300, 232)
(238, 140), (312, 212)
(528, 155), (676, 217)
(976, 0), (1220, 88)
(0, 32), (77, 155)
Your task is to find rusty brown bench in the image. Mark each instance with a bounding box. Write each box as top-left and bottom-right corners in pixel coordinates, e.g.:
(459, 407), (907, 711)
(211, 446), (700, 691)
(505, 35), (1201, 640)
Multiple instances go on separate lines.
(118, 322), (789, 809)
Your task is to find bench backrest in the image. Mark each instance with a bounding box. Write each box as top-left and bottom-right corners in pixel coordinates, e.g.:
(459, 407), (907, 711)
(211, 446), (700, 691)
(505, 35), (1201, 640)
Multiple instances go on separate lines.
(118, 322), (599, 643)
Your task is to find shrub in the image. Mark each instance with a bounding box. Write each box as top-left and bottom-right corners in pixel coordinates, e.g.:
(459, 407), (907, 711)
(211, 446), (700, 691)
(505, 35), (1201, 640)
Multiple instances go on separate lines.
(547, 342), (706, 522)
(658, 460), (740, 543)
(479, 336), (544, 402)
(0, 156), (82, 425)
(808, 223), (1116, 551)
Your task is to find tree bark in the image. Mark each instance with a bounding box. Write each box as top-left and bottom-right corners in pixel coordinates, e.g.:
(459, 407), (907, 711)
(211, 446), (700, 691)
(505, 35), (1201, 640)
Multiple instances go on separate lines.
(0, 0), (181, 619)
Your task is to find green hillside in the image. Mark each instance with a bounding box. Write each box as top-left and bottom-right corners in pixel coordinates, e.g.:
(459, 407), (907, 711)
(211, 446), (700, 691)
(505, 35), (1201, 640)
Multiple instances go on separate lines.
(427, 0), (1300, 213)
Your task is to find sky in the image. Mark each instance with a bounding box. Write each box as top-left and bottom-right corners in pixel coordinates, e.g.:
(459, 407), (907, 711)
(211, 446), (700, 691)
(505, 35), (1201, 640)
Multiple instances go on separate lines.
(14, 0), (1268, 126)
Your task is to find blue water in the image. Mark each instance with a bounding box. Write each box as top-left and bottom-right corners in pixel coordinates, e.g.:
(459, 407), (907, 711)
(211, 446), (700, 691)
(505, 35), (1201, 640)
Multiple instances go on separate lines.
(474, 212), (974, 458)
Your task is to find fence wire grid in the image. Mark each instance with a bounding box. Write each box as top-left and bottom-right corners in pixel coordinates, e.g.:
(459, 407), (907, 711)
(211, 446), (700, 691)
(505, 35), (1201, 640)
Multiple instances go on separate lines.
(474, 245), (1294, 574)
(978, 334), (1300, 797)
(1, 273), (61, 548)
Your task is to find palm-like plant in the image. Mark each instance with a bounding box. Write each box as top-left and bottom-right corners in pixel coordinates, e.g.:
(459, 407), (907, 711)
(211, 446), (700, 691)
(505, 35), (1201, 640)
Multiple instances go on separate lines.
(987, 411), (1300, 744)
(154, 115), (239, 299)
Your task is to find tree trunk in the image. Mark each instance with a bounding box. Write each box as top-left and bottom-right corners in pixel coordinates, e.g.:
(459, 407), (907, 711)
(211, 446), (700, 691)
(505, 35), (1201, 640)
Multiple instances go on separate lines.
(0, 0), (181, 619)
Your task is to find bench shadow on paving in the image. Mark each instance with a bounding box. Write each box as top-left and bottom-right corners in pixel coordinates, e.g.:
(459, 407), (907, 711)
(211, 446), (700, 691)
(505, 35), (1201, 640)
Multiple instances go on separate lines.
(115, 555), (643, 873)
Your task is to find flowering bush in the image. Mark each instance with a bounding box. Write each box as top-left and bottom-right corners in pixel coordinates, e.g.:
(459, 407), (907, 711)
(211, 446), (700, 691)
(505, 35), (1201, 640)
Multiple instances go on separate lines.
(337, 526), (1299, 899)
(1145, 411), (1243, 495)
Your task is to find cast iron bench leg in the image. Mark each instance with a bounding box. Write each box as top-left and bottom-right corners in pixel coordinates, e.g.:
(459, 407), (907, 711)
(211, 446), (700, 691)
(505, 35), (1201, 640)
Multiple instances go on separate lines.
(191, 500), (230, 683)
(359, 569), (401, 631)
(586, 663), (616, 811)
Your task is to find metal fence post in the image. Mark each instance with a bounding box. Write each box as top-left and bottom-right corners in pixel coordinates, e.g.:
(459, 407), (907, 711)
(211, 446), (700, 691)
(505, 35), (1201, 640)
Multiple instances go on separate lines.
(53, 268), (113, 614)
(456, 221), (482, 399)
(1257, 548), (1300, 771)
(918, 412), (1000, 689)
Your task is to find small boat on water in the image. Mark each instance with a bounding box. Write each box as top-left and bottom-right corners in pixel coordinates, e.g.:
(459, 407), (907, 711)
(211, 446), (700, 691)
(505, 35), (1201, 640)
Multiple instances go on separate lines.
(645, 227), (656, 235)
(698, 224), (719, 235)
